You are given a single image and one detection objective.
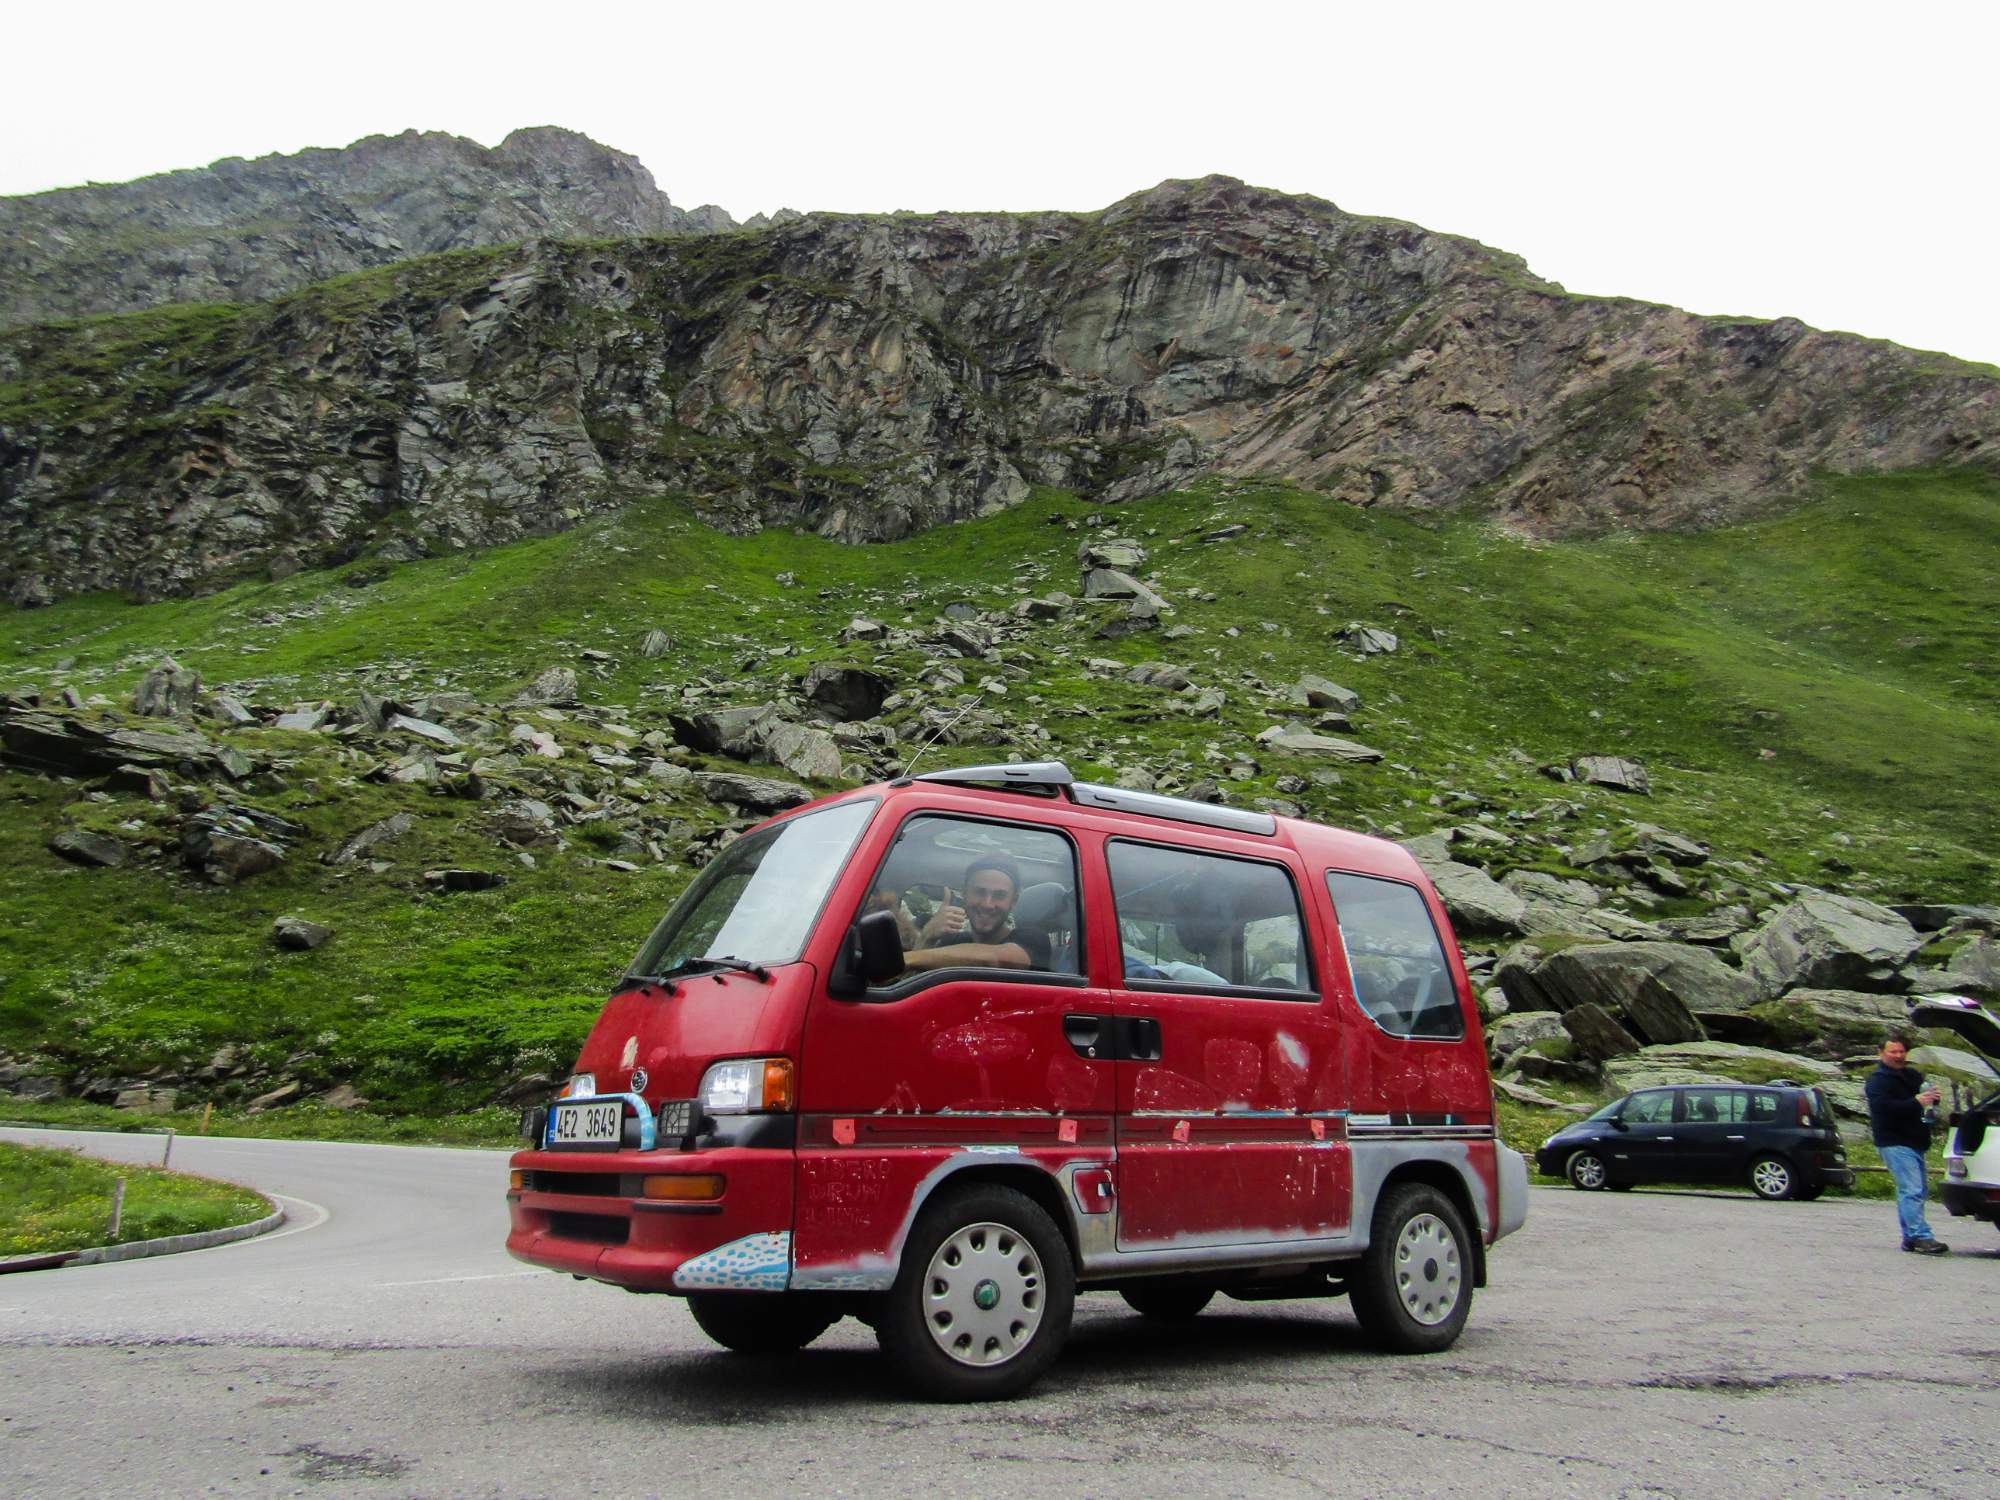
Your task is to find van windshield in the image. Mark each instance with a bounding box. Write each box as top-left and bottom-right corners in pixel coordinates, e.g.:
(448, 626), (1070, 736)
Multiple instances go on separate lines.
(629, 799), (875, 979)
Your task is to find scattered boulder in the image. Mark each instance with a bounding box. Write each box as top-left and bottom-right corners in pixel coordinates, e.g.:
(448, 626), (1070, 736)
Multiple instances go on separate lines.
(842, 617), (888, 642)
(1908, 1045), (1997, 1084)
(1016, 596), (1070, 621)
(801, 664), (891, 722)
(1255, 724), (1384, 763)
(272, 916), (333, 951)
(424, 869), (507, 892)
(1293, 674), (1362, 714)
(1127, 663), (1191, 691)
(182, 815), (284, 883)
(766, 722), (843, 781)
(274, 703), (331, 732)
(1486, 1010), (1568, 1063)
(1337, 625), (1398, 655)
(133, 657), (201, 718)
(514, 667), (580, 707)
(204, 694), (257, 726)
(1572, 756), (1650, 794)
(1561, 1003), (1642, 1061)
(48, 827), (129, 868)
(1421, 860), (1528, 936)
(640, 629), (673, 659)
(1601, 1041), (1839, 1093)
(323, 812), (414, 866)
(246, 1081), (304, 1112)
(1936, 935), (2000, 998)
(695, 771), (813, 814)
(1496, 940), (1760, 1024)
(1732, 988), (1915, 1057)
(387, 713), (459, 747)
(1079, 538), (1148, 571)
(1739, 892), (1925, 996)
(1892, 903), (2000, 936)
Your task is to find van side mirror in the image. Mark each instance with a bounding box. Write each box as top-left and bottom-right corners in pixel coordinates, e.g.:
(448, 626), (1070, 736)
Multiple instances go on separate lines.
(828, 909), (907, 999)
(1609, 1116), (1628, 1131)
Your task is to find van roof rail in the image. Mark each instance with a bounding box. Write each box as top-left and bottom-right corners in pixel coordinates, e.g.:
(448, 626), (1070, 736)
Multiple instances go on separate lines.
(915, 760), (1279, 837)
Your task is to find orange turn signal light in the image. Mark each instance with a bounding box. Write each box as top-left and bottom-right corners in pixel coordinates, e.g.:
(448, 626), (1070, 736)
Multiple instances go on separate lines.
(509, 1169), (526, 1191)
(761, 1058), (795, 1112)
(642, 1174), (725, 1201)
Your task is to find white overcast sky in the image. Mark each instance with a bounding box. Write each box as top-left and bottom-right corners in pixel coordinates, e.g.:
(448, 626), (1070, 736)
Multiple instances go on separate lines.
(5, 1), (1997, 365)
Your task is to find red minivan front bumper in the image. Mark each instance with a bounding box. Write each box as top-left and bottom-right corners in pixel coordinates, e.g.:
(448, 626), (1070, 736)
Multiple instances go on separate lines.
(506, 1145), (794, 1292)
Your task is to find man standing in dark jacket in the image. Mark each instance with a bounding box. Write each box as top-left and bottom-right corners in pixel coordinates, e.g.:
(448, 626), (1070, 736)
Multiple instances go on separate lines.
(1865, 1037), (1948, 1254)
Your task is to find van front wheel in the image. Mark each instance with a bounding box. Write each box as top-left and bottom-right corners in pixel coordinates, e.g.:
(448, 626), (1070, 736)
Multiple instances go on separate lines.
(686, 1292), (838, 1354)
(1350, 1182), (1473, 1354)
(876, 1184), (1075, 1401)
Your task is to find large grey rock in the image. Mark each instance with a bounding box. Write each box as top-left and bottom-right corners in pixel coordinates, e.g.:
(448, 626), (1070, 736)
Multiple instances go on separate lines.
(801, 664), (891, 722)
(1907, 1045), (1998, 1084)
(1128, 662), (1191, 691)
(1527, 941), (1756, 1029)
(387, 713), (459, 747)
(1739, 892), (1926, 996)
(766, 722), (843, 781)
(514, 667), (580, 707)
(132, 657), (201, 718)
(49, 827), (129, 868)
(323, 812), (414, 866)
(1421, 860), (1528, 935)
(272, 916), (333, 951)
(1940, 935), (2000, 997)
(674, 705), (781, 758)
(1601, 1042), (1838, 1093)
(1572, 756), (1650, 794)
(1079, 538), (1148, 571)
(1735, 988), (1916, 1057)
(1337, 625), (1398, 655)
(1892, 904), (2000, 936)
(1561, 1003), (1641, 1061)
(1622, 974), (1708, 1046)
(182, 821), (284, 883)
(1293, 675), (1361, 714)
(1254, 725), (1384, 763)
(694, 772), (813, 813)
(1486, 1010), (1567, 1062)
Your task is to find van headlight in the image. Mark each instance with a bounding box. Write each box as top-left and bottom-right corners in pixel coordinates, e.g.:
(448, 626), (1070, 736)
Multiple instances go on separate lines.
(698, 1057), (795, 1113)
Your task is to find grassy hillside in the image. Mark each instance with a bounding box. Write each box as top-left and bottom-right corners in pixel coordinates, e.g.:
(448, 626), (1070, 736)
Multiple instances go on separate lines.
(1, 466), (1995, 1117)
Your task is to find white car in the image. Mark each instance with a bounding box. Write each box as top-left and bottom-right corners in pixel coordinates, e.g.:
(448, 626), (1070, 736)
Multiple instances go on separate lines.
(1910, 994), (2000, 1235)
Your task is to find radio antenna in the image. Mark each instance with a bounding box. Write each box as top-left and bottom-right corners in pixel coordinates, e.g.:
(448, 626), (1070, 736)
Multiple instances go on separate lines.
(899, 693), (985, 779)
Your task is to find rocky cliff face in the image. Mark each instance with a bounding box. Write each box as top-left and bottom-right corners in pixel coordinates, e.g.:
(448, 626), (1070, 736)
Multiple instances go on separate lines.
(3, 173), (1997, 604)
(0, 127), (741, 329)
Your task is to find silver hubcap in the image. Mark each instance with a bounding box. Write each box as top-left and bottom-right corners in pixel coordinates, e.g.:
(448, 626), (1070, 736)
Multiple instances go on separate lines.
(1572, 1154), (1606, 1189)
(1753, 1161), (1790, 1197)
(923, 1221), (1045, 1367)
(1394, 1212), (1462, 1326)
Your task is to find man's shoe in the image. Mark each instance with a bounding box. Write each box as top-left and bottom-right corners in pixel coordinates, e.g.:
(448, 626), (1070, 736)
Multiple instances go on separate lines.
(1902, 1238), (1949, 1255)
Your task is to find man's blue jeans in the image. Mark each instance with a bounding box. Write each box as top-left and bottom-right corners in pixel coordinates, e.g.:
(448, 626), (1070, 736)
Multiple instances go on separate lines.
(1881, 1145), (1935, 1243)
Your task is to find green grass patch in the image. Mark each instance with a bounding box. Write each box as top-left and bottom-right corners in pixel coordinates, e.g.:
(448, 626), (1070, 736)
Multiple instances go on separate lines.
(0, 1139), (268, 1255)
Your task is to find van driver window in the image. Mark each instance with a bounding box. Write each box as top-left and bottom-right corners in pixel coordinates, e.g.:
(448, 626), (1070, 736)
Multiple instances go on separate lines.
(866, 816), (1079, 977)
(1107, 841), (1310, 994)
(1325, 871), (1464, 1040)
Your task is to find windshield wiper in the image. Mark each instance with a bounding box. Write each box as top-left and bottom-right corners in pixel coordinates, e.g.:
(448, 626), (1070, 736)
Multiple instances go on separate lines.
(623, 956), (772, 989)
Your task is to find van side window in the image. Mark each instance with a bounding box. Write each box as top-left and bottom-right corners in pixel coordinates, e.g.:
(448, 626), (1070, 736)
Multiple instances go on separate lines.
(1324, 871), (1464, 1040)
(866, 814), (1080, 977)
(1106, 840), (1312, 996)
(1622, 1091), (1675, 1125)
(1681, 1088), (1744, 1124)
(1744, 1091), (1780, 1123)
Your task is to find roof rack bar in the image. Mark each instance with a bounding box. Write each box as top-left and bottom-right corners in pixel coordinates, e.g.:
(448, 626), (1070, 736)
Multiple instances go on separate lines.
(1069, 782), (1278, 837)
(915, 761), (1076, 788)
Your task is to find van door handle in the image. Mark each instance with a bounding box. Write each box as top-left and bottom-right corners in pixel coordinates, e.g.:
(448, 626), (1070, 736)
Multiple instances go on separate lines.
(1726, 1134), (1746, 1140)
(1064, 1013), (1106, 1058)
(1117, 1016), (1163, 1062)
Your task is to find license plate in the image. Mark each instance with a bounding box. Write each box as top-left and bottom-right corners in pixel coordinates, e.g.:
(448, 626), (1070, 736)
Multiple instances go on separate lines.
(658, 1099), (696, 1139)
(547, 1099), (624, 1150)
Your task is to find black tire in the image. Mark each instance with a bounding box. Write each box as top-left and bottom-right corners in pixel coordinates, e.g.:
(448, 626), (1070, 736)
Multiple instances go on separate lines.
(1748, 1154), (1798, 1201)
(1607, 1182), (1636, 1193)
(875, 1184), (1075, 1401)
(686, 1292), (839, 1354)
(1566, 1151), (1610, 1191)
(1120, 1284), (1216, 1321)
(1350, 1181), (1474, 1355)
(1794, 1184), (1825, 1202)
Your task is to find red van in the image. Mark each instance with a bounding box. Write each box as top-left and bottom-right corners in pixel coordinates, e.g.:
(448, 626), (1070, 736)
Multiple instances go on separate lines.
(507, 762), (1527, 1398)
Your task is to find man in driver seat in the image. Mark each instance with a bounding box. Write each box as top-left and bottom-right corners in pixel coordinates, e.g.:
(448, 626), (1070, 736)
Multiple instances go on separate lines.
(904, 857), (1052, 972)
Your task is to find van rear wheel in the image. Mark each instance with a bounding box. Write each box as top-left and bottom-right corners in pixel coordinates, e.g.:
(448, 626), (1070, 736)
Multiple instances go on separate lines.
(1120, 1284), (1215, 1320)
(875, 1184), (1075, 1401)
(1749, 1155), (1797, 1201)
(1350, 1182), (1473, 1354)
(686, 1292), (838, 1354)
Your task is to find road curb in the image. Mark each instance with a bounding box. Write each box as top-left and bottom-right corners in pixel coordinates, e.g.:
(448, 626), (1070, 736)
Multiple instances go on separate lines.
(0, 1195), (286, 1274)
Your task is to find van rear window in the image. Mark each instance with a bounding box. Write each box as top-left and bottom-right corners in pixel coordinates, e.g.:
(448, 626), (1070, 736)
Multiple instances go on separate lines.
(1325, 871), (1463, 1039)
(1107, 841), (1310, 994)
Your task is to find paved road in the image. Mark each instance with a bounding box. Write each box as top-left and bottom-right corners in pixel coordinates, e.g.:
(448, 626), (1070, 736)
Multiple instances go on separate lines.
(1, 1126), (1994, 1499)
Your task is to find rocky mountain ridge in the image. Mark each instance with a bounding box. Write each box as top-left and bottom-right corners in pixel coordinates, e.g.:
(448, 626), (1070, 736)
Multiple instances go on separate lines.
(0, 126), (771, 330)
(5, 172), (1997, 607)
